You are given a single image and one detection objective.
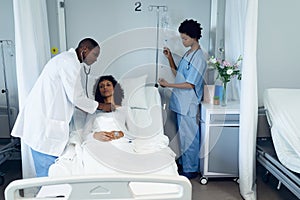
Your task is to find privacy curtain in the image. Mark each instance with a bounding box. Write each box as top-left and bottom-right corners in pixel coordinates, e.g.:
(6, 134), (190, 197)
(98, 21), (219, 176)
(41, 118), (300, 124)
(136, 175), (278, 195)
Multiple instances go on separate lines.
(225, 0), (258, 200)
(13, 0), (51, 178)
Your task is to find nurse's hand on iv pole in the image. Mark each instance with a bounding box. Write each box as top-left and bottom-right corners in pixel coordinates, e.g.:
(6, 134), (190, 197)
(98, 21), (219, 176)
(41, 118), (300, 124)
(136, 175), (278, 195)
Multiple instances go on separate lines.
(158, 78), (168, 88)
(163, 47), (171, 58)
(98, 103), (115, 112)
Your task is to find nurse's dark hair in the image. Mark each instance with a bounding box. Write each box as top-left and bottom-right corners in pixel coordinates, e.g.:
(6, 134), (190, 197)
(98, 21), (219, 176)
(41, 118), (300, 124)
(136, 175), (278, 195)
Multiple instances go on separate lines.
(94, 75), (124, 106)
(178, 19), (203, 40)
(77, 38), (99, 50)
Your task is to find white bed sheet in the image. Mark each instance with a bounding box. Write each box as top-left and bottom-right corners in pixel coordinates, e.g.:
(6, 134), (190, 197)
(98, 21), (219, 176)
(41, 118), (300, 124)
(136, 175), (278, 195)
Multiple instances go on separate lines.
(264, 88), (300, 173)
(46, 118), (179, 199)
(43, 141), (179, 199)
(49, 131), (178, 175)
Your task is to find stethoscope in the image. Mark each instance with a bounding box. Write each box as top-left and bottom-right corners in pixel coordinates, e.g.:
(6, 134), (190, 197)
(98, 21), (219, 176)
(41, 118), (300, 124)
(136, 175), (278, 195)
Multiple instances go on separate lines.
(83, 63), (91, 97)
(179, 48), (199, 70)
(81, 51), (91, 97)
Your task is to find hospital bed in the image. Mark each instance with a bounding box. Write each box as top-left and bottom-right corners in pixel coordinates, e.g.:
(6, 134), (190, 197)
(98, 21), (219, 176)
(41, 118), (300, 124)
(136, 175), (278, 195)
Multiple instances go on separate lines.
(5, 174), (191, 199)
(5, 80), (191, 199)
(256, 88), (300, 199)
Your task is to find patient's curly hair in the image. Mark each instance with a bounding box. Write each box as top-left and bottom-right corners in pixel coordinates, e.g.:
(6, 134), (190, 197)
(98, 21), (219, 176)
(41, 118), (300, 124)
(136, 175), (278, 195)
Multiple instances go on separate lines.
(94, 75), (124, 106)
(178, 19), (203, 40)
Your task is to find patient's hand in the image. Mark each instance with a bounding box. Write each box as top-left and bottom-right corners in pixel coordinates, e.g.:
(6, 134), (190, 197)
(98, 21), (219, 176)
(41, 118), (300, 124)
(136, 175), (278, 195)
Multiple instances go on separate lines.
(93, 131), (124, 141)
(93, 131), (114, 142)
(111, 131), (124, 140)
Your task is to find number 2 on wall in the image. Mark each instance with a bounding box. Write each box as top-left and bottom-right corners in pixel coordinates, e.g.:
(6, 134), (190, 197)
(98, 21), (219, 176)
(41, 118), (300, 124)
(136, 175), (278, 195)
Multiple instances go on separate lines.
(135, 2), (142, 12)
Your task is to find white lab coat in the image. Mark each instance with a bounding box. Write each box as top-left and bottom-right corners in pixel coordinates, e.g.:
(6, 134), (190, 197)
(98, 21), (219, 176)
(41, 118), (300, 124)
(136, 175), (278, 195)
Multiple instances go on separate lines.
(11, 48), (98, 156)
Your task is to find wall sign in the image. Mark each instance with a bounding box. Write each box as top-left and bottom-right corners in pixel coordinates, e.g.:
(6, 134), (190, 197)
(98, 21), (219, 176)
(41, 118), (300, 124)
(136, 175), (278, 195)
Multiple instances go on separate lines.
(135, 2), (142, 12)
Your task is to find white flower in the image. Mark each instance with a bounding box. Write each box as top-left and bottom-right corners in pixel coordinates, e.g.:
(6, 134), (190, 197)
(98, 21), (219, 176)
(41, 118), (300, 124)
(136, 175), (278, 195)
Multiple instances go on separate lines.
(209, 57), (217, 64)
(226, 69), (233, 75)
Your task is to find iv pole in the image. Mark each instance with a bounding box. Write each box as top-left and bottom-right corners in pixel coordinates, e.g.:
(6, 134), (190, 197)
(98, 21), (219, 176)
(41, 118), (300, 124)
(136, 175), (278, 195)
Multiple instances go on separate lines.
(148, 5), (167, 87)
(0, 40), (13, 132)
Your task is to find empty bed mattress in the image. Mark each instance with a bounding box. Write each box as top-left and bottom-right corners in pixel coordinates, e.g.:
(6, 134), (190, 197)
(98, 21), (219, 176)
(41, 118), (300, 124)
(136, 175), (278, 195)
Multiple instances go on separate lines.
(264, 88), (300, 173)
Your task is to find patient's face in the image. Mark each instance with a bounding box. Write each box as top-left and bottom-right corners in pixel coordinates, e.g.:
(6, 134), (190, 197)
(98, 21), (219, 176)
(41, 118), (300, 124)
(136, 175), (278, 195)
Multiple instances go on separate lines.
(99, 80), (114, 98)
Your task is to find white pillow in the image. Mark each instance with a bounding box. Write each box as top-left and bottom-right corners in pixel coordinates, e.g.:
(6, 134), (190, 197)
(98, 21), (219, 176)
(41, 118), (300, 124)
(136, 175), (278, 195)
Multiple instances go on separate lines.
(120, 75), (148, 109)
(125, 105), (164, 139)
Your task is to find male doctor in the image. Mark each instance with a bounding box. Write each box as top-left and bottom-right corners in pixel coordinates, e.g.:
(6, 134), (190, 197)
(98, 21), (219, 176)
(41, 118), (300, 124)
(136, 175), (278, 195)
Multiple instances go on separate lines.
(11, 38), (112, 177)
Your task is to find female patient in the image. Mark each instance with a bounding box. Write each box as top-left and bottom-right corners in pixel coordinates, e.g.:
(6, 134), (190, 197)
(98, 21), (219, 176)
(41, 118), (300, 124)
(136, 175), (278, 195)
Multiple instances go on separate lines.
(86, 75), (127, 141)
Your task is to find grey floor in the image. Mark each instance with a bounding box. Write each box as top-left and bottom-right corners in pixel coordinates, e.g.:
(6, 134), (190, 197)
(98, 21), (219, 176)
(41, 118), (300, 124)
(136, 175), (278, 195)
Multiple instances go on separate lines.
(190, 164), (299, 200)
(0, 159), (298, 200)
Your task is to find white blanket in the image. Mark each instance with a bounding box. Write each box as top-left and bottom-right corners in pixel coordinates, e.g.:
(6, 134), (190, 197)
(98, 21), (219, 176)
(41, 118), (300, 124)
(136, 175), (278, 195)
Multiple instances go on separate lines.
(82, 139), (177, 175)
(49, 107), (177, 177)
(264, 88), (300, 173)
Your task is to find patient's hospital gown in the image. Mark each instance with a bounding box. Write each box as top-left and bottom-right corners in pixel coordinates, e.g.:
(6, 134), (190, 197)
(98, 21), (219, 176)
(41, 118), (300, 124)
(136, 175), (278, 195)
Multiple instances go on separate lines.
(83, 107), (128, 140)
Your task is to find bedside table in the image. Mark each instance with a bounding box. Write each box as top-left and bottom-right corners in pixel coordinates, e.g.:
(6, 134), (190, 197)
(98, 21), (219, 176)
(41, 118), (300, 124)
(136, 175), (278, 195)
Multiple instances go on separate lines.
(199, 101), (240, 184)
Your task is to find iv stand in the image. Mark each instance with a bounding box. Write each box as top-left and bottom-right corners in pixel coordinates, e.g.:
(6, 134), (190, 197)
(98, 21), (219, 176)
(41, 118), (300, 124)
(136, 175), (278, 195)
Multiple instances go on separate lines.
(0, 40), (13, 132)
(148, 5), (167, 87)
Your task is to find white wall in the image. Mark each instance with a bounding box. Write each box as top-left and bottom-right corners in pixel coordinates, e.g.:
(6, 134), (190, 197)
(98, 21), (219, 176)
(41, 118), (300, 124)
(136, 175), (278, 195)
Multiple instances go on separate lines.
(0, 0), (14, 41)
(46, 0), (61, 56)
(257, 0), (300, 106)
(63, 0), (211, 86)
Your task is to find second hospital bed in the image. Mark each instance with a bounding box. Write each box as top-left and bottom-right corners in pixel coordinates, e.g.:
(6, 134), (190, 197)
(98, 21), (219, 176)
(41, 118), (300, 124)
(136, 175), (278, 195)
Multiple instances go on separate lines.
(256, 88), (300, 199)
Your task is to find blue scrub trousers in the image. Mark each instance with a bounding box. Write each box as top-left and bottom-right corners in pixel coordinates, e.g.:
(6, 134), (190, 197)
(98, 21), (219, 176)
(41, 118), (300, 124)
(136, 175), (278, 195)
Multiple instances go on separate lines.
(177, 113), (200, 173)
(31, 148), (57, 177)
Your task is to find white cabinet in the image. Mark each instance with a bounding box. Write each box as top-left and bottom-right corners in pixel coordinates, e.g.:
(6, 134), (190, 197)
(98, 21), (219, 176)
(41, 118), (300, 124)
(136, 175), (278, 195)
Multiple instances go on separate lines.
(199, 102), (240, 184)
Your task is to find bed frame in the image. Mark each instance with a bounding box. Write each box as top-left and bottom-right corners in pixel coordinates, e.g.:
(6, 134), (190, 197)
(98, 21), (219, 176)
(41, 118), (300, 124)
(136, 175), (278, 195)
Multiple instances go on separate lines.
(256, 107), (300, 199)
(0, 138), (20, 186)
(257, 138), (300, 199)
(5, 174), (192, 200)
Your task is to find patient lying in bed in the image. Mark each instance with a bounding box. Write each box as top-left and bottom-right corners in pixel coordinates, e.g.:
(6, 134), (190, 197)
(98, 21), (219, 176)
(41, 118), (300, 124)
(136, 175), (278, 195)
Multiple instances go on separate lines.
(86, 75), (126, 142)
(49, 75), (177, 176)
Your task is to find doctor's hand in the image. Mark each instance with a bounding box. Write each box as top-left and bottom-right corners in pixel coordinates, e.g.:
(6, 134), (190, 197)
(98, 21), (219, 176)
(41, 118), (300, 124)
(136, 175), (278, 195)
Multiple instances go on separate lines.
(158, 78), (169, 88)
(98, 103), (115, 112)
(93, 131), (114, 142)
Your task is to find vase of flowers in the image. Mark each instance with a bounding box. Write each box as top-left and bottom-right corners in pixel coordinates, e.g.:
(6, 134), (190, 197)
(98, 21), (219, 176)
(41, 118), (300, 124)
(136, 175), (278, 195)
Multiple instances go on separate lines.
(207, 55), (242, 106)
(221, 81), (228, 106)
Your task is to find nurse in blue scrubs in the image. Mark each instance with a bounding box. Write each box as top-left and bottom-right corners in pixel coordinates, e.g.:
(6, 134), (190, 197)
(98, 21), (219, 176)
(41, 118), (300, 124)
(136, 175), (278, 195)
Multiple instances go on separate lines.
(158, 19), (207, 179)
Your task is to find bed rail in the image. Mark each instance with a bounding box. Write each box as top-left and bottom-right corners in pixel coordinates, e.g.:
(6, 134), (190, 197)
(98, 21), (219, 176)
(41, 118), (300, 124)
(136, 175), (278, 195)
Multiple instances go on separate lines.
(5, 174), (192, 200)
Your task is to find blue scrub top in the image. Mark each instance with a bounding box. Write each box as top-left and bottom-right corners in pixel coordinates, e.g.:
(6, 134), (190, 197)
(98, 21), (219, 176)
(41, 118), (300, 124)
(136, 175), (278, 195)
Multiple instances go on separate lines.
(169, 49), (207, 117)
